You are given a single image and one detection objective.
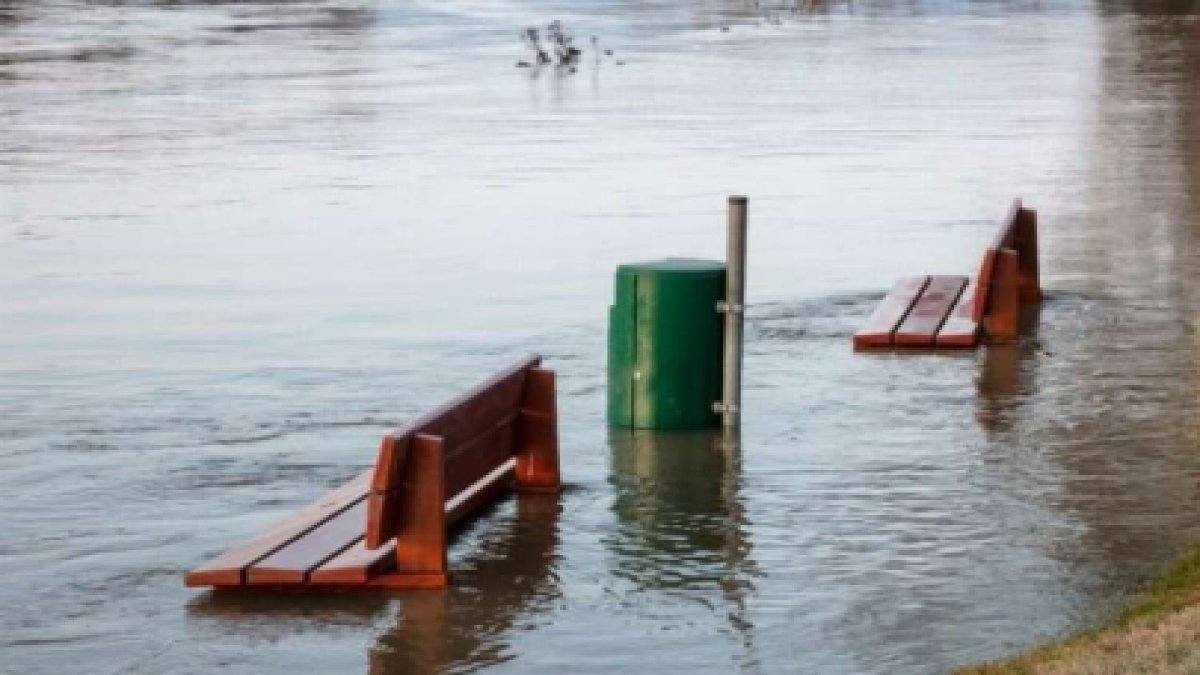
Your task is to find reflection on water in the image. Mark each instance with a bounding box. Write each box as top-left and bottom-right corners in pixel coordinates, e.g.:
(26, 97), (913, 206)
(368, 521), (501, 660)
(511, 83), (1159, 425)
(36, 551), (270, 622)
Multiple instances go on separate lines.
(370, 496), (562, 674)
(188, 588), (391, 632)
(974, 302), (1042, 433)
(3, 0), (1200, 673)
(607, 430), (758, 658)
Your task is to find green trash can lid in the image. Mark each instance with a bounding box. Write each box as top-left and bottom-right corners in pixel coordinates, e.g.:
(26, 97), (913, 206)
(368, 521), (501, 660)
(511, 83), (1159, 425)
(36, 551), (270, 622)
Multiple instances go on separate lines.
(616, 258), (725, 278)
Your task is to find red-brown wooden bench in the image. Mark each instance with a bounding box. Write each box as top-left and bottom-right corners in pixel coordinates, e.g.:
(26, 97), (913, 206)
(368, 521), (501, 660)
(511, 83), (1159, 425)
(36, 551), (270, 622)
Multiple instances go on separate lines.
(185, 355), (561, 591)
(853, 199), (1042, 349)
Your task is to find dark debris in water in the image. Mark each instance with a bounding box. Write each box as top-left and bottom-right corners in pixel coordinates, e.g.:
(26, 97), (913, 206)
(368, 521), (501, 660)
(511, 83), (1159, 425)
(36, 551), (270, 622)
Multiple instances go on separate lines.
(517, 20), (618, 72)
(213, 7), (374, 34)
(0, 45), (138, 67)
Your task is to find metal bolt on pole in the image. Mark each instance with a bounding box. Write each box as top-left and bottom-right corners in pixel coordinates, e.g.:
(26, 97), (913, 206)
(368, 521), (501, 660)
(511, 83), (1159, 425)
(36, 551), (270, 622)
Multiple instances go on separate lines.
(720, 195), (747, 428)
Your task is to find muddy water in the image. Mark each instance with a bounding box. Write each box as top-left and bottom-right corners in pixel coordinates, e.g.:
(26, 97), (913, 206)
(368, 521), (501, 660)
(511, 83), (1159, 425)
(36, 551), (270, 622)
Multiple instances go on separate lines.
(2, 0), (1200, 673)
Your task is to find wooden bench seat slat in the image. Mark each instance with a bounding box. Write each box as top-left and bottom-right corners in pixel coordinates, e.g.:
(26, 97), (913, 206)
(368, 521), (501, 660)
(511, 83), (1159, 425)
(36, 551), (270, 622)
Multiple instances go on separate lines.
(853, 276), (930, 349)
(934, 278), (981, 347)
(246, 499), (369, 585)
(894, 276), (968, 346)
(309, 538), (397, 585)
(184, 469), (372, 587)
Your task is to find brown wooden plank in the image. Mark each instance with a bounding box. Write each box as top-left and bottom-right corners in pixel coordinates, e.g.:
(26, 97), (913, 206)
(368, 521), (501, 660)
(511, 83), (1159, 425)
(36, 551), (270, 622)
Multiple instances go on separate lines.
(365, 491), (395, 550)
(446, 457), (517, 526)
(413, 356), (535, 447)
(366, 356), (537, 546)
(368, 413), (516, 548)
(971, 248), (999, 323)
(319, 457), (520, 585)
(365, 436), (408, 549)
(934, 278), (981, 347)
(370, 435), (409, 493)
(394, 434), (448, 576)
(974, 199), (1025, 322)
(1014, 206), (1042, 303)
(374, 355), (536, 455)
(184, 469), (372, 587)
(853, 276), (930, 349)
(309, 538), (396, 585)
(982, 249), (1020, 343)
(893, 276), (968, 347)
(515, 368), (561, 493)
(246, 499), (369, 585)
(444, 413), (517, 499)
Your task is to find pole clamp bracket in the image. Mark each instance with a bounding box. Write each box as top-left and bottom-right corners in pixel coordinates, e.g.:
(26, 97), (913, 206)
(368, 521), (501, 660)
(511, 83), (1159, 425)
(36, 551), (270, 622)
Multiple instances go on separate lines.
(712, 401), (739, 414)
(716, 301), (743, 314)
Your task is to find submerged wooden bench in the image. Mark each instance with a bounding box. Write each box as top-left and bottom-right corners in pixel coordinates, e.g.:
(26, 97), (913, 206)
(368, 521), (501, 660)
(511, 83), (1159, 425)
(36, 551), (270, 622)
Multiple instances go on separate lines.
(853, 199), (1042, 349)
(185, 355), (561, 591)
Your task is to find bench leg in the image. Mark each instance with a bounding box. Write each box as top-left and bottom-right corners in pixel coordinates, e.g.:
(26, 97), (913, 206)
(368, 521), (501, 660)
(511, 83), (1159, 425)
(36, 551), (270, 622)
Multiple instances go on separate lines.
(983, 249), (1020, 343)
(515, 367), (562, 494)
(391, 433), (450, 587)
(1014, 207), (1042, 303)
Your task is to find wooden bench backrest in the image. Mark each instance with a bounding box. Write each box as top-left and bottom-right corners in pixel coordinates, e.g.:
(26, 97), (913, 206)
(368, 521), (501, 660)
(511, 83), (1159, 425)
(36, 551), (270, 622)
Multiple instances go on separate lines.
(971, 199), (1040, 323)
(360, 353), (540, 547)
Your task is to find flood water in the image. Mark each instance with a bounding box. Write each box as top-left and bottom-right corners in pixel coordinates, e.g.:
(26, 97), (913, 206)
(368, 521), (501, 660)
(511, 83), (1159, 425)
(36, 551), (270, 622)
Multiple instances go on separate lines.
(3, 0), (1200, 672)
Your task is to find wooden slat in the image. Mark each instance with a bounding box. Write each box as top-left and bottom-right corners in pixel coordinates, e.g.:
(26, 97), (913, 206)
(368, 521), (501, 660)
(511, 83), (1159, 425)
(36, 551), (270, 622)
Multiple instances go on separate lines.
(246, 499), (369, 585)
(1014, 207), (1042, 303)
(394, 434), (448, 576)
(934, 278), (981, 347)
(974, 200), (1024, 322)
(372, 355), (535, 467)
(982, 248), (1020, 342)
(971, 246), (999, 323)
(514, 368), (561, 493)
(365, 436), (408, 549)
(365, 491), (394, 550)
(370, 435), (409, 493)
(446, 457), (516, 526)
(853, 276), (930, 349)
(316, 456), (518, 585)
(184, 469), (372, 587)
(413, 356), (534, 447)
(368, 412), (515, 548)
(310, 538), (396, 585)
(893, 276), (968, 347)
(366, 356), (537, 546)
(444, 413), (517, 499)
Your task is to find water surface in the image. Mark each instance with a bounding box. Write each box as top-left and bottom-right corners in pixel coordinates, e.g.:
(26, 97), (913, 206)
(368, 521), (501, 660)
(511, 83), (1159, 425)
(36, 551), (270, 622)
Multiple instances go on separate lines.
(2, 0), (1200, 672)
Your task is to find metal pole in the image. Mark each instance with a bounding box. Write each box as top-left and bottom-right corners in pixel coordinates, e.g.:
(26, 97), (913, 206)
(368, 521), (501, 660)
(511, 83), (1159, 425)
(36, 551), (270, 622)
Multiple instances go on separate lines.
(721, 196), (747, 428)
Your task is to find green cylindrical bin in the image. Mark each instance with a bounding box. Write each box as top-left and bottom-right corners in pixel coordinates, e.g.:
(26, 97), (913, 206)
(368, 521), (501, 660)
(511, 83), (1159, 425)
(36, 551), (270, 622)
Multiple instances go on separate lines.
(608, 258), (726, 430)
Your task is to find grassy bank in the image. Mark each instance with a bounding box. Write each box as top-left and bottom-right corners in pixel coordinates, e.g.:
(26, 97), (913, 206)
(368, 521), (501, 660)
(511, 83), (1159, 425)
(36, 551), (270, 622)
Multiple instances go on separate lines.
(957, 547), (1200, 674)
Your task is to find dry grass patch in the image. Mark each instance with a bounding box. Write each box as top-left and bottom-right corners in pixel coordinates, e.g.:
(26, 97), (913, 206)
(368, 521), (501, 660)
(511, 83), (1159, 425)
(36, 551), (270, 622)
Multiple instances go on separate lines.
(958, 548), (1200, 674)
